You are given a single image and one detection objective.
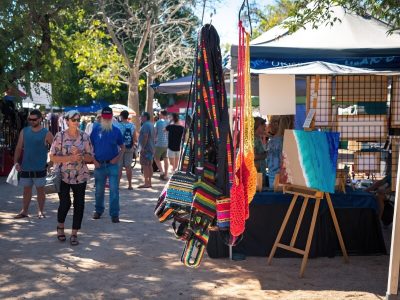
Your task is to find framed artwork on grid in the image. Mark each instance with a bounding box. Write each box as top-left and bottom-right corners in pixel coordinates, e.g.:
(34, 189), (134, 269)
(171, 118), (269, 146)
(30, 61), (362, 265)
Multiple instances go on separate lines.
(336, 115), (387, 141)
(306, 76), (332, 127)
(391, 76), (400, 128)
(353, 151), (381, 173)
(335, 75), (387, 103)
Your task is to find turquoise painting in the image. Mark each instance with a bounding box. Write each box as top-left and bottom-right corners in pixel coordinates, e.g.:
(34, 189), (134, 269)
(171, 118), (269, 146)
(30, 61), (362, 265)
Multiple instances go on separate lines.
(280, 130), (340, 193)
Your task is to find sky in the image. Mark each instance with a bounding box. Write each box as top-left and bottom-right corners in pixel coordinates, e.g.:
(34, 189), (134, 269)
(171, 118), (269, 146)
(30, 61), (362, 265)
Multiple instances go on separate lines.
(196, 0), (275, 46)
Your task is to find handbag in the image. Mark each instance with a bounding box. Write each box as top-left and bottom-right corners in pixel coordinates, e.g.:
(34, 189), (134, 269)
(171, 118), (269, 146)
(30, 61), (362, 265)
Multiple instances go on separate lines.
(44, 169), (61, 194)
(6, 165), (19, 187)
(45, 131), (64, 194)
(192, 179), (222, 220)
(165, 171), (196, 211)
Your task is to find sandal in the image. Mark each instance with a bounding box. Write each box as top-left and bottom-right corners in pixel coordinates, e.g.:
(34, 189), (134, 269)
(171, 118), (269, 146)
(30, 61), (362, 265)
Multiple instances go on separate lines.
(14, 213), (29, 219)
(57, 226), (66, 242)
(138, 185), (152, 189)
(70, 235), (79, 246)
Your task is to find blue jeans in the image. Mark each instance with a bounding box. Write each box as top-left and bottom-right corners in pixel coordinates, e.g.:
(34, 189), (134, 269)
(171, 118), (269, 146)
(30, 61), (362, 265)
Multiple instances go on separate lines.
(94, 163), (120, 218)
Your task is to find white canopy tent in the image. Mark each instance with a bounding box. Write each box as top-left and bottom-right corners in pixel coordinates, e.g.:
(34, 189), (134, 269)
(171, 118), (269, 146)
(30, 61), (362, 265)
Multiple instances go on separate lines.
(109, 104), (136, 116)
(250, 6), (400, 50)
(251, 61), (400, 76)
(231, 6), (400, 72)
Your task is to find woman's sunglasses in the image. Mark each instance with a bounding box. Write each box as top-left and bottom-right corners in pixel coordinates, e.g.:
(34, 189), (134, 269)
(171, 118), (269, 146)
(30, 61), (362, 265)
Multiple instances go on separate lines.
(69, 118), (81, 122)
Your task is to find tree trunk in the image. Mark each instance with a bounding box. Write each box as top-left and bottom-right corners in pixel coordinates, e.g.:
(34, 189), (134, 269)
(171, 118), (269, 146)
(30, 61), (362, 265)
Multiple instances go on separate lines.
(146, 73), (155, 120)
(128, 71), (140, 130)
(145, 28), (156, 121)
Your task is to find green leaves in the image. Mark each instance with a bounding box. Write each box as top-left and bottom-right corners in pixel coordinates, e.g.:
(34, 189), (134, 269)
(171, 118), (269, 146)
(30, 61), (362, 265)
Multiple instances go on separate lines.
(285, 0), (400, 34)
(70, 19), (128, 98)
(252, 0), (296, 38)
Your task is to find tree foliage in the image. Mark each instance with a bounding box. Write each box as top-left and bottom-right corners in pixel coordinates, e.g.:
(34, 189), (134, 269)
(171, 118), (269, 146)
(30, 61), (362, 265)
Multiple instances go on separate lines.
(1, 1), (134, 107)
(286, 0), (400, 33)
(252, 0), (295, 38)
(1, 0), (205, 111)
(96, 0), (199, 122)
(0, 0), (76, 94)
(70, 19), (135, 98)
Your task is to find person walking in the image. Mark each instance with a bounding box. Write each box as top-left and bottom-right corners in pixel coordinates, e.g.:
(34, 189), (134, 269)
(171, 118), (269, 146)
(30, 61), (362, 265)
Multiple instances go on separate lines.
(154, 109), (169, 180)
(49, 110), (94, 246)
(117, 110), (137, 190)
(138, 112), (154, 188)
(165, 113), (184, 172)
(90, 106), (125, 223)
(13, 109), (54, 219)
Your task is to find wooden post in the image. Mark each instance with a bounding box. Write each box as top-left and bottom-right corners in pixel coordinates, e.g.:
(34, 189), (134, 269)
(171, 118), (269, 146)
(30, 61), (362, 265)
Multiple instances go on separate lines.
(229, 68), (234, 261)
(229, 69), (234, 130)
(386, 151), (400, 299)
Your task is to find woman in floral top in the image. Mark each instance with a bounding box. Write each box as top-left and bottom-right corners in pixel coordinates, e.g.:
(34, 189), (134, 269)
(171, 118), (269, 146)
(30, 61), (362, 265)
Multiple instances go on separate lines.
(50, 110), (94, 246)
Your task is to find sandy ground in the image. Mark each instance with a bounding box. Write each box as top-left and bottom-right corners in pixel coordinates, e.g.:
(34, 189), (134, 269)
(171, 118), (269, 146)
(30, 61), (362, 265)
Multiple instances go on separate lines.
(0, 165), (395, 299)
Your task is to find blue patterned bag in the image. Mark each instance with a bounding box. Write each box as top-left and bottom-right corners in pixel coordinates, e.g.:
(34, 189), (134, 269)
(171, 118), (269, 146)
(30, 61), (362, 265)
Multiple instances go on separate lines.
(165, 171), (196, 211)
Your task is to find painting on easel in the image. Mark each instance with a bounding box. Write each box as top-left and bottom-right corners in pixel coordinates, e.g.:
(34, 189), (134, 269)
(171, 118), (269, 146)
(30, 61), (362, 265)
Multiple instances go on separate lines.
(280, 130), (340, 193)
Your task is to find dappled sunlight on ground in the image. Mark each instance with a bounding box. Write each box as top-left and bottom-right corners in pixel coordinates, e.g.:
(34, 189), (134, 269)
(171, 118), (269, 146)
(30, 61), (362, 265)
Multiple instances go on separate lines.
(0, 165), (390, 299)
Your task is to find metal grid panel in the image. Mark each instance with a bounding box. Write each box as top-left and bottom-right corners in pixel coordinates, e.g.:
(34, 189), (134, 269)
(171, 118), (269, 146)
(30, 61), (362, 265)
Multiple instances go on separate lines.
(307, 75), (392, 182)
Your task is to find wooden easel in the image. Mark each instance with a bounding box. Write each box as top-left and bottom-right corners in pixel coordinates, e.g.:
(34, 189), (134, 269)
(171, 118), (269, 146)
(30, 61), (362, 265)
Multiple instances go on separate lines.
(267, 184), (349, 277)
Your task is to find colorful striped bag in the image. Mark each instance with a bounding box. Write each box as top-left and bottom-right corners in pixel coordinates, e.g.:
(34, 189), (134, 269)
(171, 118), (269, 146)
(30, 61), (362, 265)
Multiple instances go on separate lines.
(192, 179), (222, 220)
(165, 171), (196, 212)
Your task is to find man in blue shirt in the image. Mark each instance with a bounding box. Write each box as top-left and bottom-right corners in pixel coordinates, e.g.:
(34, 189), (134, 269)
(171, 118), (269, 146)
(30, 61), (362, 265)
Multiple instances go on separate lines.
(90, 106), (125, 223)
(138, 112), (154, 188)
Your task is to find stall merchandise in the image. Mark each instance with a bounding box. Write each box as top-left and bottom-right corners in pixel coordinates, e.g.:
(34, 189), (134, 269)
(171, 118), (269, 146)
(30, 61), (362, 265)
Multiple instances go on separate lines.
(0, 99), (26, 176)
(207, 189), (386, 258)
(155, 24), (234, 267)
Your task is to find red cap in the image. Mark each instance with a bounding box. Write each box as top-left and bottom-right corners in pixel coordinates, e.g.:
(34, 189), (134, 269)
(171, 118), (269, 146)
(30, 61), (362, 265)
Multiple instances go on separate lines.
(101, 107), (113, 119)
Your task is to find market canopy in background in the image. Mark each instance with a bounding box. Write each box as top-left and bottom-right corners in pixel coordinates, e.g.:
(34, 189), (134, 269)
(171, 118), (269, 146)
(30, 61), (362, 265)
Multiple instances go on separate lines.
(231, 6), (400, 71)
(63, 100), (109, 113)
(153, 74), (306, 98)
(109, 104), (136, 116)
(151, 75), (193, 94)
(251, 61), (400, 75)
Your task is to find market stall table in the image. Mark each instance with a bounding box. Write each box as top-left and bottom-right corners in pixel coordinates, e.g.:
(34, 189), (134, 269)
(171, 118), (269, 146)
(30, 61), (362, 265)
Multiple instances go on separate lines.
(207, 188), (387, 258)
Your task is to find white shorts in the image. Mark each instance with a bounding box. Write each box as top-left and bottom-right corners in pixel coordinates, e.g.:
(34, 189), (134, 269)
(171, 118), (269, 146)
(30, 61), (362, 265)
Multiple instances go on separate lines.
(167, 149), (180, 159)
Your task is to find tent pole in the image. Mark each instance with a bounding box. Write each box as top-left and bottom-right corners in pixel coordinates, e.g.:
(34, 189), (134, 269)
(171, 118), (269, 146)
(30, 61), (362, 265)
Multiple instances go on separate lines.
(229, 68), (234, 261)
(386, 150), (400, 299)
(230, 69), (234, 130)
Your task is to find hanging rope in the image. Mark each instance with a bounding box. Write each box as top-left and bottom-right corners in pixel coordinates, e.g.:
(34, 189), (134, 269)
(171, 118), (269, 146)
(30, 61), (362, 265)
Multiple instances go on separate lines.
(201, 0), (207, 25)
(238, 0), (253, 37)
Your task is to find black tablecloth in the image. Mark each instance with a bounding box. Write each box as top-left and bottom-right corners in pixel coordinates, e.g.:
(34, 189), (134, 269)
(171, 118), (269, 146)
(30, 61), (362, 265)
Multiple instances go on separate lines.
(207, 190), (387, 258)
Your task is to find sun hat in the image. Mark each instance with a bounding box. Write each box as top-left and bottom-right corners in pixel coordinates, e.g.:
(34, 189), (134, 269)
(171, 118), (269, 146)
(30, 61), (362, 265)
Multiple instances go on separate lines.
(65, 110), (80, 120)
